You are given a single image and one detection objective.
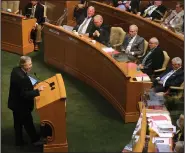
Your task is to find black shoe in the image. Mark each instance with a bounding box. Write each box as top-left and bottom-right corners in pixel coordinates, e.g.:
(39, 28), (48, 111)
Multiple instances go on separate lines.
(15, 141), (27, 146)
(32, 139), (44, 146)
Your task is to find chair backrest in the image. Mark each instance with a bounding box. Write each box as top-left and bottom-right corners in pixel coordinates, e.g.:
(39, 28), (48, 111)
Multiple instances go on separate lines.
(1, 1), (20, 13)
(180, 82), (184, 88)
(109, 27), (126, 47)
(138, 39), (148, 58)
(162, 51), (170, 69)
(42, 4), (47, 18)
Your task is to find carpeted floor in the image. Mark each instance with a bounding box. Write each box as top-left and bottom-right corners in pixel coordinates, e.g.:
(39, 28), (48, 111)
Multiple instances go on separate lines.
(2, 50), (136, 152)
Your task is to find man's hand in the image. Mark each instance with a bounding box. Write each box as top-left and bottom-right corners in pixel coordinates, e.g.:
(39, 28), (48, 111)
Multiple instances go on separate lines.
(118, 1), (122, 4)
(158, 81), (163, 85)
(38, 85), (46, 92)
(138, 64), (144, 69)
(93, 30), (100, 37)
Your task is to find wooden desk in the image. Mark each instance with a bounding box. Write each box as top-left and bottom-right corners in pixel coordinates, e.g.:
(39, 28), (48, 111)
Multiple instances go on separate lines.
(1, 11), (36, 55)
(89, 1), (184, 62)
(43, 23), (152, 123)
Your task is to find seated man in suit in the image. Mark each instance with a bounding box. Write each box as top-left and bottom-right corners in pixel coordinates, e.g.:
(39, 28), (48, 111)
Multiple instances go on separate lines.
(73, 6), (95, 35)
(137, 0), (167, 20)
(173, 114), (184, 153)
(116, 1), (131, 12)
(153, 57), (184, 93)
(25, 0), (44, 51)
(137, 37), (164, 76)
(120, 24), (144, 61)
(89, 15), (110, 46)
(162, 2), (184, 34)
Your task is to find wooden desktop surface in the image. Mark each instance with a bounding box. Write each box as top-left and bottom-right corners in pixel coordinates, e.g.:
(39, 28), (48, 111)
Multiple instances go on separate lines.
(1, 11), (36, 55)
(43, 23), (152, 123)
(89, 1), (184, 62)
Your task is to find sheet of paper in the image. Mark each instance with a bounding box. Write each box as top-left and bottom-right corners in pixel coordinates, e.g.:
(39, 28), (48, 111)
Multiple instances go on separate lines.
(28, 76), (38, 86)
(102, 47), (115, 53)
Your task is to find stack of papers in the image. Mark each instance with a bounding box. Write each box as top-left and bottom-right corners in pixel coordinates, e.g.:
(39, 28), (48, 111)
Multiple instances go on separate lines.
(156, 144), (172, 152)
(153, 137), (171, 145)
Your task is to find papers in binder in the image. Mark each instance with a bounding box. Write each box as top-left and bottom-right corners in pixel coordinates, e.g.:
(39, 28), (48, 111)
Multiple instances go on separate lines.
(28, 76), (38, 86)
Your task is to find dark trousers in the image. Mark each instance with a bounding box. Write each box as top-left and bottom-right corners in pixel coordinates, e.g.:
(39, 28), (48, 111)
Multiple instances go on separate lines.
(13, 111), (39, 145)
(153, 79), (167, 93)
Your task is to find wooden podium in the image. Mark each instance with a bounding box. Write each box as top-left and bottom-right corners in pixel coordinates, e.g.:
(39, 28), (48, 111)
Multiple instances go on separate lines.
(35, 74), (68, 152)
(1, 11), (36, 55)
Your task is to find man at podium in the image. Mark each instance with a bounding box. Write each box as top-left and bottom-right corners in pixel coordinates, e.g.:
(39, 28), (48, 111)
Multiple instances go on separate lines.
(25, 0), (44, 51)
(8, 56), (45, 146)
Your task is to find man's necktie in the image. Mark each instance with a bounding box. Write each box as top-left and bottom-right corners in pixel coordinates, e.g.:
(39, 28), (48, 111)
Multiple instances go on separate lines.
(167, 14), (176, 25)
(78, 18), (89, 34)
(143, 5), (155, 17)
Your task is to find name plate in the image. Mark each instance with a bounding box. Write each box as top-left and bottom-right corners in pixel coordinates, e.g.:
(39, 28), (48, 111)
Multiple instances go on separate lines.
(49, 29), (60, 35)
(68, 37), (78, 44)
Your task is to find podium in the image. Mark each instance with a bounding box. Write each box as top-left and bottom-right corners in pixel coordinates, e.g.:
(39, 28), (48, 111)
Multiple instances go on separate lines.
(35, 74), (68, 152)
(1, 11), (36, 55)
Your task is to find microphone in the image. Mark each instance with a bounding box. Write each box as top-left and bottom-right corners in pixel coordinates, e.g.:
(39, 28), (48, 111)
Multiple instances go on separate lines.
(34, 72), (55, 90)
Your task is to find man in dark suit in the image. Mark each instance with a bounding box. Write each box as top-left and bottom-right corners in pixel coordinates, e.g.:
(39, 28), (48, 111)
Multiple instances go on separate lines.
(73, 6), (95, 35)
(121, 24), (144, 60)
(89, 15), (110, 46)
(138, 37), (164, 76)
(138, 0), (167, 20)
(8, 56), (45, 146)
(25, 0), (44, 51)
(153, 57), (184, 92)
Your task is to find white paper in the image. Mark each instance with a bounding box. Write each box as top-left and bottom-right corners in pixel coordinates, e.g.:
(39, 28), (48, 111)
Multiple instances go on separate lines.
(28, 76), (38, 86)
(102, 47), (115, 53)
(135, 76), (151, 82)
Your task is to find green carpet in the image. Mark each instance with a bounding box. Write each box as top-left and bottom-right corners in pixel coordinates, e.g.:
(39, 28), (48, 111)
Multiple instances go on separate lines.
(2, 50), (136, 152)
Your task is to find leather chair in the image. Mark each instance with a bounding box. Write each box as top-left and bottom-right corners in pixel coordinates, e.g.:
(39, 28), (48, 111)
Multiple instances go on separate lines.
(154, 51), (170, 74)
(138, 39), (148, 58)
(1, 1), (20, 13)
(169, 82), (184, 99)
(109, 27), (126, 50)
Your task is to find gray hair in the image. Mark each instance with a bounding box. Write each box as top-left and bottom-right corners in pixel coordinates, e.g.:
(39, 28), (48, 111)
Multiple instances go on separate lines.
(94, 15), (103, 21)
(172, 57), (182, 65)
(19, 56), (31, 67)
(129, 24), (138, 32)
(150, 37), (159, 45)
(88, 6), (95, 11)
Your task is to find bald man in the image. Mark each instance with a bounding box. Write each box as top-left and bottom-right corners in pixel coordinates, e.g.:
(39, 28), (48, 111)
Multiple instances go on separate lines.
(138, 37), (164, 75)
(73, 6), (95, 35)
(89, 15), (110, 46)
(121, 24), (144, 59)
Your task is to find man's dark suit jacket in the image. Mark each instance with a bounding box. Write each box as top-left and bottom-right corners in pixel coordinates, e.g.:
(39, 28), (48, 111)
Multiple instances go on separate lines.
(25, 2), (44, 24)
(8, 67), (40, 113)
(121, 34), (144, 56)
(141, 5), (167, 20)
(73, 17), (94, 34)
(89, 24), (110, 46)
(159, 67), (184, 88)
(142, 46), (164, 75)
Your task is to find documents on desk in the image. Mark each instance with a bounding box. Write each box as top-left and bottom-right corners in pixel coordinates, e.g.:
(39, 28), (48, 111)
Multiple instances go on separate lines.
(102, 47), (114, 52)
(135, 76), (151, 82)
